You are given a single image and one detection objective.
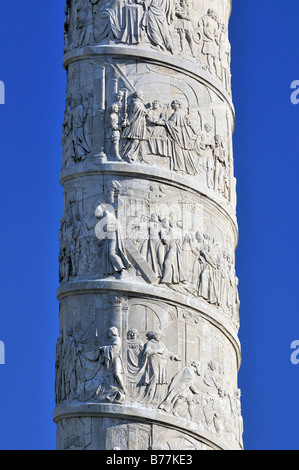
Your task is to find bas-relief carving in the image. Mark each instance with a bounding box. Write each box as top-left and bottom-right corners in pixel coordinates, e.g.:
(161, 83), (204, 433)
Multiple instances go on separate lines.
(152, 423), (221, 450)
(58, 0), (241, 452)
(119, 179), (239, 327)
(107, 422), (153, 451)
(58, 178), (240, 330)
(56, 323), (127, 405)
(63, 0), (231, 93)
(56, 417), (217, 450)
(158, 361), (201, 420)
(56, 417), (93, 450)
(129, 329), (182, 405)
(62, 91), (93, 169)
(108, 422), (203, 451)
(114, 90), (232, 195)
(94, 200), (132, 278)
(55, 296), (242, 447)
(202, 361), (243, 448)
(61, 58), (235, 205)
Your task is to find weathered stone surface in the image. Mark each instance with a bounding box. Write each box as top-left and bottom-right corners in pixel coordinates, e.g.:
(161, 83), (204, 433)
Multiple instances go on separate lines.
(54, 0), (243, 450)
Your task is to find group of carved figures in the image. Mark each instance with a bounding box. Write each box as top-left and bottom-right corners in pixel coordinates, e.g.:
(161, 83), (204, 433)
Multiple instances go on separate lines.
(59, 197), (103, 283)
(94, 202), (239, 323)
(59, 197), (239, 326)
(129, 213), (239, 323)
(183, 230), (240, 321)
(55, 324), (243, 446)
(64, 1), (231, 91)
(61, 88), (231, 200)
(107, 90), (231, 197)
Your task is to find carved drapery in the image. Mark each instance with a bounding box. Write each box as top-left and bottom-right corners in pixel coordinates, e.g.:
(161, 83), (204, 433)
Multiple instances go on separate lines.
(55, 0), (243, 451)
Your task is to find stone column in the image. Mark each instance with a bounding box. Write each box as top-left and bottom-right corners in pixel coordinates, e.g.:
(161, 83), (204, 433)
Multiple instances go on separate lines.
(54, 0), (243, 451)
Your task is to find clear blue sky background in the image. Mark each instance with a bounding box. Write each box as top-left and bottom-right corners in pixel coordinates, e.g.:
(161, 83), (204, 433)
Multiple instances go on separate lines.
(0, 1), (298, 450)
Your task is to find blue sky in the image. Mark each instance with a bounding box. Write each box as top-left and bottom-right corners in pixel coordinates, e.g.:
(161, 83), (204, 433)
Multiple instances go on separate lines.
(0, 0), (298, 450)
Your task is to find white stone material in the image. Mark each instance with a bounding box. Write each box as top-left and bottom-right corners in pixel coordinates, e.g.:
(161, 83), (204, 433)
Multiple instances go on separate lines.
(54, 0), (243, 450)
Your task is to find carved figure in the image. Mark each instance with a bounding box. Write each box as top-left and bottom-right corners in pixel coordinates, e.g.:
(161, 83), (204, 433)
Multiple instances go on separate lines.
(127, 329), (144, 377)
(95, 204), (131, 276)
(138, 329), (181, 404)
(75, 0), (95, 47)
(194, 233), (217, 304)
(127, 329), (144, 397)
(98, 326), (127, 398)
(106, 103), (128, 160)
(226, 253), (237, 317)
(64, 2), (71, 52)
(112, 90), (125, 119)
(164, 100), (198, 175)
(219, 25), (231, 91)
(69, 94), (91, 163)
(199, 9), (221, 77)
(203, 360), (223, 396)
(64, 328), (80, 400)
(138, 0), (175, 53)
(55, 335), (65, 403)
(214, 386), (233, 436)
(201, 123), (215, 188)
(182, 230), (198, 287)
(92, 0), (145, 45)
(59, 216), (76, 282)
(147, 100), (170, 159)
(214, 135), (229, 197)
(67, 325), (127, 404)
(145, 213), (165, 278)
(232, 389), (243, 446)
(160, 217), (186, 285)
(71, 213), (84, 277)
(92, 0), (123, 43)
(174, 0), (196, 58)
(122, 91), (149, 163)
(159, 361), (201, 420)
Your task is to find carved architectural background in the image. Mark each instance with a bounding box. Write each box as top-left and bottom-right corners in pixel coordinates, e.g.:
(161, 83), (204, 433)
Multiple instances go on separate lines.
(54, 0), (243, 450)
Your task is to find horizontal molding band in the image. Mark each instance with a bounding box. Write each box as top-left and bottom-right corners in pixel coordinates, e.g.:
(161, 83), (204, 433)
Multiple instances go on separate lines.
(57, 279), (241, 370)
(53, 402), (238, 450)
(63, 44), (234, 119)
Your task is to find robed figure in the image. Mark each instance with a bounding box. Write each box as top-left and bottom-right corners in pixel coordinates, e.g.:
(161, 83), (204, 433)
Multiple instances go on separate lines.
(159, 361), (201, 420)
(78, 327), (126, 404)
(137, 330), (181, 405)
(164, 100), (199, 175)
(122, 91), (149, 163)
(160, 217), (186, 285)
(95, 205), (131, 276)
(92, 0), (123, 43)
(196, 237), (217, 304)
(92, 0), (144, 45)
(70, 95), (91, 163)
(139, 0), (175, 53)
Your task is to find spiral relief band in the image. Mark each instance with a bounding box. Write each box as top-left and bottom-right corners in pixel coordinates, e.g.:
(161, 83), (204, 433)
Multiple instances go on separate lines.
(54, 0), (243, 451)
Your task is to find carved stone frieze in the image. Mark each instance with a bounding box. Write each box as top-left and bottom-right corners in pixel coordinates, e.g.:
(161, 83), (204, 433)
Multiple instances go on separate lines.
(56, 0), (242, 451)
(61, 57), (235, 206)
(58, 177), (239, 330)
(55, 292), (242, 448)
(63, 0), (231, 94)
